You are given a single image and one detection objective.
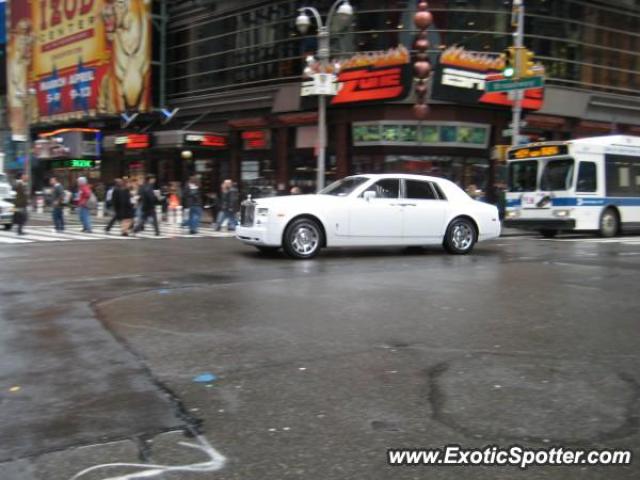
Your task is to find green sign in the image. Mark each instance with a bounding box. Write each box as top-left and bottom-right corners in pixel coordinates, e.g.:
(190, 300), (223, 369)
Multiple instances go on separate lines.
(485, 76), (545, 93)
(51, 159), (97, 169)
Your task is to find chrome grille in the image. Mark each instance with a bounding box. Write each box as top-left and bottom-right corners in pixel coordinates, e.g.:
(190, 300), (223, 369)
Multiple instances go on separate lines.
(241, 203), (255, 227)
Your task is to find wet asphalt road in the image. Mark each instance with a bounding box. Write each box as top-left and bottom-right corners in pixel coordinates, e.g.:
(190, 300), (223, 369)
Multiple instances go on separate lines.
(0, 234), (638, 479)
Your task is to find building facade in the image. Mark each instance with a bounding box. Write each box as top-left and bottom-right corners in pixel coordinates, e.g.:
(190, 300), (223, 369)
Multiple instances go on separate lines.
(8, 0), (640, 200)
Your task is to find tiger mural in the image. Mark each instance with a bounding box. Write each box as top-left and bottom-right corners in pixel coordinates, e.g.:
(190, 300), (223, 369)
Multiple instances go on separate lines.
(98, 0), (151, 114)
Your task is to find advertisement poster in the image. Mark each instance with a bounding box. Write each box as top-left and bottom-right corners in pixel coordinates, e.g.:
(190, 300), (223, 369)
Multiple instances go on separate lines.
(7, 0), (152, 135)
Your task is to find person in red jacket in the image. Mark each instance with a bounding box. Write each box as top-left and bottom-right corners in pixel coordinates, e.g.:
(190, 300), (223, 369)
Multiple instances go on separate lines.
(77, 177), (93, 233)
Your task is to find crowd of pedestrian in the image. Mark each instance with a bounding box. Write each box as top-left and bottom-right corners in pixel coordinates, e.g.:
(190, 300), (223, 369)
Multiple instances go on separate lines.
(5, 173), (248, 237)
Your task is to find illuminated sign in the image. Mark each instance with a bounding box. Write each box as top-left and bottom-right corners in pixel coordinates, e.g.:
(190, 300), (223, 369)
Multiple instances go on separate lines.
(242, 130), (270, 150)
(115, 134), (150, 149)
(184, 134), (227, 148)
(7, 0), (152, 134)
(431, 46), (544, 111)
(352, 121), (490, 149)
(51, 159), (98, 169)
(508, 144), (568, 160)
(301, 45), (411, 106)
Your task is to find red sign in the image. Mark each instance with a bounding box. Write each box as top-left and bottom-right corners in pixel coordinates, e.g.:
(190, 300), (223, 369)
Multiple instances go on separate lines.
(242, 130), (270, 149)
(116, 134), (150, 149)
(184, 134), (227, 148)
(332, 67), (407, 105)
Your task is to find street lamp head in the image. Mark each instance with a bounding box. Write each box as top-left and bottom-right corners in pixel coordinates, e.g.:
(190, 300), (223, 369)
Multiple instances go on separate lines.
(336, 2), (354, 23)
(336, 0), (353, 26)
(296, 12), (311, 34)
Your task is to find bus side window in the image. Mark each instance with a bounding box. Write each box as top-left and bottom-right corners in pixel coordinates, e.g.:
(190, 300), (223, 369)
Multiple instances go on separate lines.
(577, 162), (597, 192)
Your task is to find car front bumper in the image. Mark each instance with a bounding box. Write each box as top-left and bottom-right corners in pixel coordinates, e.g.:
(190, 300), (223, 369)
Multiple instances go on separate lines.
(236, 224), (280, 247)
(504, 218), (576, 230)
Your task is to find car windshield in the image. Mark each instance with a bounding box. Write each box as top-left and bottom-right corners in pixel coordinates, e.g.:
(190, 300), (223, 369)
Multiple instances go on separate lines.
(508, 160), (538, 192)
(320, 176), (369, 196)
(540, 158), (574, 191)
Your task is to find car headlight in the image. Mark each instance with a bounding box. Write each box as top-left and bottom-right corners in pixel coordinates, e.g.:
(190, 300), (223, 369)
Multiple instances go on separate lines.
(257, 207), (269, 217)
(553, 209), (572, 218)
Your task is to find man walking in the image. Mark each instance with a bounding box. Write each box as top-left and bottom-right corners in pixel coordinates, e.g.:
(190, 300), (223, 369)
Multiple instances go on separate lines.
(183, 176), (203, 234)
(13, 173), (28, 235)
(134, 176), (160, 235)
(50, 176), (65, 232)
(105, 179), (123, 233)
(215, 179), (238, 231)
(77, 177), (93, 233)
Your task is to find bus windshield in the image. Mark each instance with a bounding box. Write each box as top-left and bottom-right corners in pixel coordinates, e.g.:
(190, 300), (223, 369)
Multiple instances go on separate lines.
(508, 160), (538, 192)
(540, 158), (574, 191)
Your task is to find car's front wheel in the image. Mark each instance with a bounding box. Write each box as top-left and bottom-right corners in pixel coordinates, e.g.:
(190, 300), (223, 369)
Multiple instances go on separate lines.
(283, 217), (323, 259)
(443, 217), (477, 254)
(3, 224), (11, 231)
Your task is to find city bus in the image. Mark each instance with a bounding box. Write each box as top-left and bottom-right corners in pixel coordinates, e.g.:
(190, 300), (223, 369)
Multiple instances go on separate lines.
(504, 135), (640, 237)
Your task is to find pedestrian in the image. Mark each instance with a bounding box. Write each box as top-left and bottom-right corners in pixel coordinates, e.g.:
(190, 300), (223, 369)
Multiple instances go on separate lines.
(76, 177), (93, 233)
(134, 176), (160, 236)
(112, 178), (135, 236)
(13, 173), (28, 235)
(168, 184), (181, 224)
(215, 179), (238, 231)
(105, 179), (122, 233)
(50, 176), (65, 232)
(183, 176), (203, 234)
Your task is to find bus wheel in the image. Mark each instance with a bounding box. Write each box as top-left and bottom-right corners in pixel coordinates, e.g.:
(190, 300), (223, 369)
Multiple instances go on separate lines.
(599, 208), (619, 238)
(540, 229), (558, 238)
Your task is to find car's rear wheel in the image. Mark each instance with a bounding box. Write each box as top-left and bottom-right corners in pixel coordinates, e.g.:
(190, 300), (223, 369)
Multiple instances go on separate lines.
(443, 217), (477, 254)
(283, 218), (323, 259)
(599, 208), (619, 238)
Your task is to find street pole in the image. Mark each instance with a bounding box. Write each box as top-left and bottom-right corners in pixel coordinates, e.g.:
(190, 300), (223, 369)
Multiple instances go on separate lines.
(316, 26), (329, 192)
(296, 1), (353, 192)
(511, 0), (524, 147)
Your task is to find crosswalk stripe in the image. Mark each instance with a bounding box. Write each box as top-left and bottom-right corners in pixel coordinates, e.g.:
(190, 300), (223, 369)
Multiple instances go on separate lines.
(0, 231), (69, 242)
(0, 236), (33, 244)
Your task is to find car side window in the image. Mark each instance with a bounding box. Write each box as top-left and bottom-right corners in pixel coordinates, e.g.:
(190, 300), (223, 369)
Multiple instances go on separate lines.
(365, 179), (400, 199)
(431, 182), (447, 200)
(405, 180), (437, 200)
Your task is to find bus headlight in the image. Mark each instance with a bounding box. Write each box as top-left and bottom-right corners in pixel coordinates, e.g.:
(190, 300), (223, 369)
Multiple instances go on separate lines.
(505, 209), (521, 219)
(552, 209), (572, 218)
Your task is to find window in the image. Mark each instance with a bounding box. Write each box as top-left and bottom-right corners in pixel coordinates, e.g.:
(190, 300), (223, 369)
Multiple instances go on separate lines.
(405, 180), (437, 200)
(541, 159), (574, 191)
(576, 162), (597, 192)
(606, 154), (640, 197)
(508, 160), (538, 192)
(365, 179), (400, 199)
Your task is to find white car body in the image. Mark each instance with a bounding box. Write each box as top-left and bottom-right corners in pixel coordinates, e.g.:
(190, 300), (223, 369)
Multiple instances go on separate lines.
(235, 174), (500, 257)
(0, 198), (15, 229)
(0, 173), (16, 203)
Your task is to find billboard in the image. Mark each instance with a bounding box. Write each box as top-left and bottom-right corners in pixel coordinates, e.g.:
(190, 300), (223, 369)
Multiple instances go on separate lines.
(301, 45), (412, 107)
(7, 0), (152, 135)
(431, 46), (544, 111)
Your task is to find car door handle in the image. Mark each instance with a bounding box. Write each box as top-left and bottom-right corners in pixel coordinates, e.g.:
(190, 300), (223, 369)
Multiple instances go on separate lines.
(391, 203), (417, 207)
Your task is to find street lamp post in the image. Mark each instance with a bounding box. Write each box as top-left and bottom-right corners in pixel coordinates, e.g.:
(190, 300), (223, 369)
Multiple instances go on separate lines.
(16, 88), (37, 194)
(296, 0), (353, 192)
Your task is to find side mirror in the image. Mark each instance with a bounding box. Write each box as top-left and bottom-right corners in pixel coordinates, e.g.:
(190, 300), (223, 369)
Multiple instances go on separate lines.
(363, 190), (377, 202)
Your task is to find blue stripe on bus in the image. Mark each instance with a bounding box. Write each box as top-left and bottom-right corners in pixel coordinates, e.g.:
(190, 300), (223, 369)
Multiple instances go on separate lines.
(552, 197), (640, 207)
(506, 199), (522, 207)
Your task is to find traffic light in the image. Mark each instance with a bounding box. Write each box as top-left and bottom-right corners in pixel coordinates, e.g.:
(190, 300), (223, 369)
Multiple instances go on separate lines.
(500, 47), (516, 78)
(517, 48), (535, 78)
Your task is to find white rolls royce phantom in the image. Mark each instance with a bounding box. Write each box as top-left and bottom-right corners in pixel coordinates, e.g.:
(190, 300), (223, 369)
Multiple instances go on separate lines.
(236, 174), (501, 259)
